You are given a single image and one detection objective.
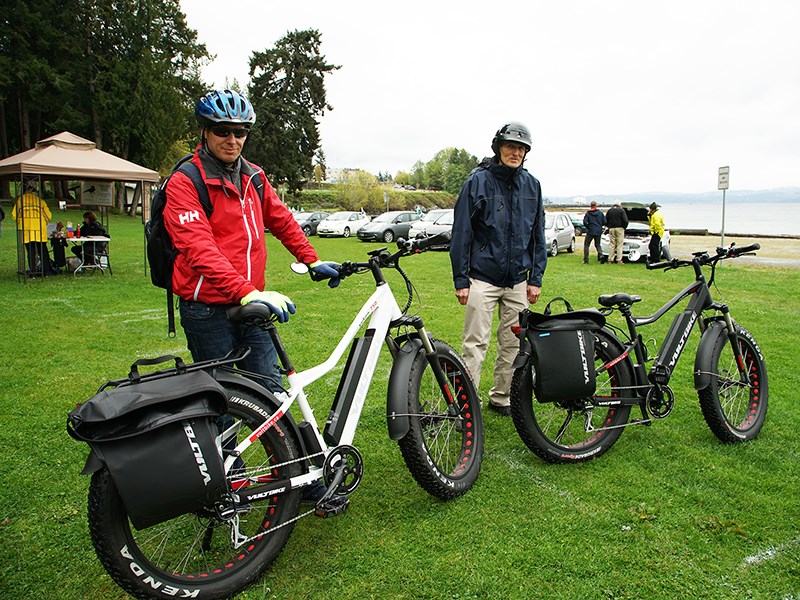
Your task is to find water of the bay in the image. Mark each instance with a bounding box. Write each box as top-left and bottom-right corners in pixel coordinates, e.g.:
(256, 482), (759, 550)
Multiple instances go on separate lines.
(660, 201), (799, 237)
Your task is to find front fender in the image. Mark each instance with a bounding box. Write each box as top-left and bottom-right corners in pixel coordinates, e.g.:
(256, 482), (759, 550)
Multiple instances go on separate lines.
(694, 320), (727, 391)
(386, 337), (424, 440)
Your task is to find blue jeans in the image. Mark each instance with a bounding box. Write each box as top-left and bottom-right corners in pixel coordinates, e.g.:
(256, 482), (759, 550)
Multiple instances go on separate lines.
(179, 299), (282, 392)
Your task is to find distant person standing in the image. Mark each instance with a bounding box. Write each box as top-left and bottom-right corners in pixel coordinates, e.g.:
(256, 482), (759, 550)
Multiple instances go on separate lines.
(647, 202), (665, 263)
(604, 201), (628, 264)
(582, 200), (606, 264)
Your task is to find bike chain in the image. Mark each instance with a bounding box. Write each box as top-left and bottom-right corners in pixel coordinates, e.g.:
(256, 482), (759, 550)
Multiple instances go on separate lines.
(225, 450), (325, 483)
(225, 450), (326, 549)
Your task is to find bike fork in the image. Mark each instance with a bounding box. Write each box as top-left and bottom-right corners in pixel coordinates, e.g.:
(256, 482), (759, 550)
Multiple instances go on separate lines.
(722, 310), (752, 385)
(414, 318), (460, 417)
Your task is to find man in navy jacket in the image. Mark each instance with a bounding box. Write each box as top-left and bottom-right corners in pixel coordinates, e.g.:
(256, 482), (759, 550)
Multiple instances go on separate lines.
(582, 200), (606, 264)
(450, 122), (547, 416)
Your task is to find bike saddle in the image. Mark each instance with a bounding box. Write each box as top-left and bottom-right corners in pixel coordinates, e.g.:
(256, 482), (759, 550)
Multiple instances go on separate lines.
(598, 293), (642, 308)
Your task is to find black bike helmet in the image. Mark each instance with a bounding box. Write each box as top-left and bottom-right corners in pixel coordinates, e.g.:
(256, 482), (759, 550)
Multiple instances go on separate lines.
(491, 121), (532, 155)
(195, 90), (256, 127)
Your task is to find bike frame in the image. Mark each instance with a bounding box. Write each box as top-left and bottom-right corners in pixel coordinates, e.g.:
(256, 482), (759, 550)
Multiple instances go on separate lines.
(223, 257), (448, 495)
(600, 260), (738, 402)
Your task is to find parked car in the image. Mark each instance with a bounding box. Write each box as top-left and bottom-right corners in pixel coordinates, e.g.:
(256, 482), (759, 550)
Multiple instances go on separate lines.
(316, 211), (371, 238)
(356, 210), (420, 243)
(408, 209), (454, 249)
(600, 203), (671, 263)
(570, 214), (587, 236)
(544, 212), (576, 257)
(293, 211), (330, 236)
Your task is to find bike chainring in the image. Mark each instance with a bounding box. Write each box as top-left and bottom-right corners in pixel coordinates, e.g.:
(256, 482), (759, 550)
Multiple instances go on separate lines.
(323, 445), (364, 495)
(646, 385), (674, 419)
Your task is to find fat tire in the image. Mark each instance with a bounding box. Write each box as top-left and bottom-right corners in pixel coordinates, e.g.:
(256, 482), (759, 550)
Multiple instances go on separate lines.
(397, 340), (483, 499)
(698, 324), (768, 443)
(87, 388), (302, 599)
(510, 328), (634, 463)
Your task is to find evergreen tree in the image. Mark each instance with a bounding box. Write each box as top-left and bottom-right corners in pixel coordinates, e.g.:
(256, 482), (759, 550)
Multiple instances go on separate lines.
(246, 29), (339, 193)
(0, 0), (209, 174)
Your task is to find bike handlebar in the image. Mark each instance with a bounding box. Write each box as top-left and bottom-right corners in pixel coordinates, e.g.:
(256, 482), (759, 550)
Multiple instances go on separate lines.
(400, 231), (452, 254)
(646, 242), (760, 272)
(230, 232), (450, 326)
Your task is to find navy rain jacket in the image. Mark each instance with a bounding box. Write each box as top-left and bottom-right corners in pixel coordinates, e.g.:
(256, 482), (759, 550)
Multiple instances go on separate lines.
(450, 157), (547, 290)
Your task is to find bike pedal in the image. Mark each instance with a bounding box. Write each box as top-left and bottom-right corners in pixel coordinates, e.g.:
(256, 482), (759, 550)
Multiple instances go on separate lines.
(313, 496), (350, 518)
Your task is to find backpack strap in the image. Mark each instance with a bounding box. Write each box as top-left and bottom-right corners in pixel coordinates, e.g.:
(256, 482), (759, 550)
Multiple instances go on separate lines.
(162, 155), (213, 337)
(176, 160), (213, 218)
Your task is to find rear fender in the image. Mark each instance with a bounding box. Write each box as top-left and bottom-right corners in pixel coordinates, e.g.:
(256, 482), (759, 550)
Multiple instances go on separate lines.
(214, 371), (306, 459)
(386, 336), (424, 440)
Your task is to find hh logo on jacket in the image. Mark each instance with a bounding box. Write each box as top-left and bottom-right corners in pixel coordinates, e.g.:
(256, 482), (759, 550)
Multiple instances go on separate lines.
(179, 210), (201, 225)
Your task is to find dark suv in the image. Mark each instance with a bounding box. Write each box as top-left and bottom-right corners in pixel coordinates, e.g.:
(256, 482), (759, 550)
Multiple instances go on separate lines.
(357, 210), (420, 243)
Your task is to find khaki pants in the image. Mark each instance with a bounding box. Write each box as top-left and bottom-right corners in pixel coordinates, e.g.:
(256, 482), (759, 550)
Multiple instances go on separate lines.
(462, 278), (528, 407)
(608, 227), (625, 262)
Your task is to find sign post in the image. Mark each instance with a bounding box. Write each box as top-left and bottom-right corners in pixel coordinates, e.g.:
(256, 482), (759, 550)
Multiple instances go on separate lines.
(718, 166), (729, 247)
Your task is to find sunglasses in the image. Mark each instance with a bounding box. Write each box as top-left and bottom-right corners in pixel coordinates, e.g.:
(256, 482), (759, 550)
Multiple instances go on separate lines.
(209, 126), (250, 139)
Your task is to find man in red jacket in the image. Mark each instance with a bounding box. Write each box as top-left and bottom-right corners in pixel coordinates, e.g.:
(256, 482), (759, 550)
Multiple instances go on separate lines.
(164, 90), (338, 391)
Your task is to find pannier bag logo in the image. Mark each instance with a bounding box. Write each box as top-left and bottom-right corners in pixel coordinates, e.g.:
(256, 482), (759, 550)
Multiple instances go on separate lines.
(183, 422), (213, 485)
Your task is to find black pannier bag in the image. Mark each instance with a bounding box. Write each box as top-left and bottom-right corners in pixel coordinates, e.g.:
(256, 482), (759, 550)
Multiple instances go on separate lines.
(67, 356), (228, 529)
(516, 297), (606, 403)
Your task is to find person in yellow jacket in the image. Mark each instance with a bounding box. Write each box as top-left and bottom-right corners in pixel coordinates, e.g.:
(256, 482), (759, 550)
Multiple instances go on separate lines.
(647, 202), (665, 264)
(12, 181), (54, 274)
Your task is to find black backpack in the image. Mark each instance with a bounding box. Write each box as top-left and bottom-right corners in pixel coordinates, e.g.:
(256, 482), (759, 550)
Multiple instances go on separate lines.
(146, 154), (211, 336)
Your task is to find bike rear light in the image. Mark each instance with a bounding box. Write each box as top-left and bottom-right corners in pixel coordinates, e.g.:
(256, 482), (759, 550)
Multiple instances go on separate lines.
(511, 325), (522, 336)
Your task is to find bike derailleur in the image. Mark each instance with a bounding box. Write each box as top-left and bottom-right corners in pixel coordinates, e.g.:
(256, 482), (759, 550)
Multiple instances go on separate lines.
(645, 385), (674, 419)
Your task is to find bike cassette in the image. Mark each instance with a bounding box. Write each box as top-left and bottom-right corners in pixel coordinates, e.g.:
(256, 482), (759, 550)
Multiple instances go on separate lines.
(323, 445), (364, 495)
(646, 385), (674, 419)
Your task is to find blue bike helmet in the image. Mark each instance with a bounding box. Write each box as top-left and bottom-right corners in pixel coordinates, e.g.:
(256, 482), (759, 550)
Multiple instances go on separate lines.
(195, 90), (256, 127)
(491, 121), (532, 155)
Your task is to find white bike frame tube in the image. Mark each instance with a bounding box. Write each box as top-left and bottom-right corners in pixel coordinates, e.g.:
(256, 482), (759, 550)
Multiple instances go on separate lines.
(226, 282), (402, 472)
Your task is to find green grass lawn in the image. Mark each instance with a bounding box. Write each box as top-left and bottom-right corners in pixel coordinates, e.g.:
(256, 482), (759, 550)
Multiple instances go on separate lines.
(0, 211), (798, 599)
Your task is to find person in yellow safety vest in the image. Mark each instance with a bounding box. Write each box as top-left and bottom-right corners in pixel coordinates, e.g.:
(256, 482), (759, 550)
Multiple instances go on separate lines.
(12, 181), (55, 274)
(647, 202), (665, 264)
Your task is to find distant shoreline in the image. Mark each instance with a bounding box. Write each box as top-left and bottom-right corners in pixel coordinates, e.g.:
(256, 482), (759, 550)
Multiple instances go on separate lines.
(670, 229), (800, 240)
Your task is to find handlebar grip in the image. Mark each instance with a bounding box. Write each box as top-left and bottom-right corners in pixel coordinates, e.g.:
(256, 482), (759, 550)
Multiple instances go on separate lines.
(308, 263), (342, 282)
(734, 243), (760, 255)
(646, 260), (672, 270)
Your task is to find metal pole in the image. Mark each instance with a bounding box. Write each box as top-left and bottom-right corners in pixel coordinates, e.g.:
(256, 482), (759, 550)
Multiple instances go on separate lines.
(720, 188), (726, 248)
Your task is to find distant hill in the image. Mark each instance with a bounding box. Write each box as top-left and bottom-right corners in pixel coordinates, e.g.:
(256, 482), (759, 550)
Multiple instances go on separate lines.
(547, 187), (800, 206)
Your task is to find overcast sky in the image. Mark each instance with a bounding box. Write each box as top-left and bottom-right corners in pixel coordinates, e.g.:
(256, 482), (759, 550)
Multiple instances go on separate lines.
(179, 0), (799, 197)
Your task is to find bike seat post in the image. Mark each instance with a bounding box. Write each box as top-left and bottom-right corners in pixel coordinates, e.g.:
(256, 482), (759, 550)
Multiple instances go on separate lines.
(265, 321), (294, 375)
(617, 304), (638, 339)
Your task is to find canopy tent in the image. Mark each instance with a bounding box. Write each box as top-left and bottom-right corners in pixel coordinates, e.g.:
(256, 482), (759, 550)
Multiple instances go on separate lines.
(0, 131), (160, 182)
(0, 132), (160, 281)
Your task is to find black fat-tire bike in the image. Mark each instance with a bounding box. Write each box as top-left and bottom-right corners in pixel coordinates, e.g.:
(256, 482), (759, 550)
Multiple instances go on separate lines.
(511, 243), (768, 463)
(85, 233), (483, 599)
